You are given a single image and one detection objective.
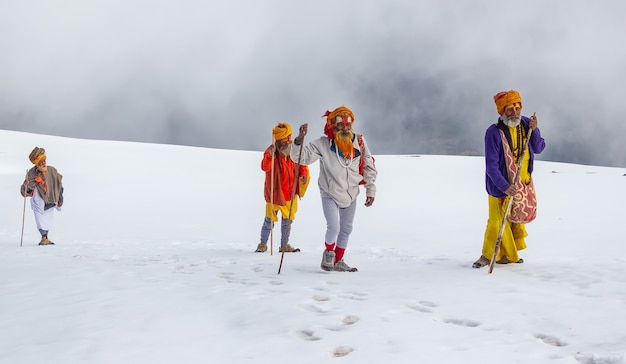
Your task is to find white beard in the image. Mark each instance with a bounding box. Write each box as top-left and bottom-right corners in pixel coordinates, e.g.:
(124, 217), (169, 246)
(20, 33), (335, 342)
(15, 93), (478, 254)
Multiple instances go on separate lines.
(502, 114), (521, 127)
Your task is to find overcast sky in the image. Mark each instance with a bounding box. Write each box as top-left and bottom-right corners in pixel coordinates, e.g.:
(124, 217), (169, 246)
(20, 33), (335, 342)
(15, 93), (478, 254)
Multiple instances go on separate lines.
(2, 0), (625, 167)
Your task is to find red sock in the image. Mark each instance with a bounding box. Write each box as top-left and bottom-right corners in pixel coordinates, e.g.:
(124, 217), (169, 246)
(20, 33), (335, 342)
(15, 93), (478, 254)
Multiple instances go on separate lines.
(325, 242), (336, 251)
(334, 247), (345, 263)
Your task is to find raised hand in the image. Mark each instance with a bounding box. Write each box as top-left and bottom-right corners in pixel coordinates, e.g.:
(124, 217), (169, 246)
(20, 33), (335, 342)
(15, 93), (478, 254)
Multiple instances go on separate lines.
(295, 123), (308, 144)
(529, 112), (538, 130)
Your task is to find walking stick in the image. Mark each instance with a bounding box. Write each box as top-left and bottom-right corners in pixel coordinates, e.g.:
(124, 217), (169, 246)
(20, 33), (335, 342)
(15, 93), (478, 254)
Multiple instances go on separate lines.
(269, 137), (275, 255)
(20, 169), (28, 247)
(488, 119), (534, 274)
(278, 136), (304, 274)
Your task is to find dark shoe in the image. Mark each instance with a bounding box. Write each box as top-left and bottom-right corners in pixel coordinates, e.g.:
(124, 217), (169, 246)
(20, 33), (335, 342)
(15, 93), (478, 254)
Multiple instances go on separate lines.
(472, 256), (489, 268)
(321, 250), (335, 271)
(333, 259), (358, 272)
(38, 236), (54, 246)
(279, 243), (300, 253)
(496, 256), (524, 264)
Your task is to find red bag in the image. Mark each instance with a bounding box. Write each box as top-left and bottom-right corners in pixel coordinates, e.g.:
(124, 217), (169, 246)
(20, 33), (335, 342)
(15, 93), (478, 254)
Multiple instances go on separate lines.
(357, 134), (375, 185)
(499, 130), (537, 223)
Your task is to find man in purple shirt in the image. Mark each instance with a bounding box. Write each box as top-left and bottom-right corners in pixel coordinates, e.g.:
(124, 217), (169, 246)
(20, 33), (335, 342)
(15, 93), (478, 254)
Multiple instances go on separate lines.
(473, 90), (546, 268)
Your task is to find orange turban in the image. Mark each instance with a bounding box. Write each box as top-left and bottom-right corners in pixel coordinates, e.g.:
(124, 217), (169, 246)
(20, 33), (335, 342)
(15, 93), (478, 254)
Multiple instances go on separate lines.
(494, 90), (522, 115)
(272, 122), (292, 141)
(29, 147), (46, 165)
(323, 105), (355, 139)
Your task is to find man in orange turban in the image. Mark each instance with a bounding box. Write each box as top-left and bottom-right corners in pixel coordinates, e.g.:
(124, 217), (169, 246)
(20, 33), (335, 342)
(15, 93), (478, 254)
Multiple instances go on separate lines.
(21, 147), (65, 245)
(255, 122), (310, 253)
(473, 90), (546, 268)
(291, 106), (377, 272)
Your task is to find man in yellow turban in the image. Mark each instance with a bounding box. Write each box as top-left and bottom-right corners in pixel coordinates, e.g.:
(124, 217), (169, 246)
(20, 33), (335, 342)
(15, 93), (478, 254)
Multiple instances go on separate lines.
(473, 90), (546, 268)
(255, 122), (310, 253)
(291, 106), (377, 272)
(21, 147), (65, 245)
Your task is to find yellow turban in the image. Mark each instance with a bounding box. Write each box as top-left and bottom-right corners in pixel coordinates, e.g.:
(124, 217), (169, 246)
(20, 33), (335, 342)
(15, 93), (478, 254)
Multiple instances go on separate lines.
(493, 90), (522, 115)
(29, 147), (46, 165)
(272, 122), (292, 141)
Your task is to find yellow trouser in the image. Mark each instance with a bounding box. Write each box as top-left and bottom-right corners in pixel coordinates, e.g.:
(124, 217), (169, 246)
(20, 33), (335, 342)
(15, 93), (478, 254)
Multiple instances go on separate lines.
(481, 195), (528, 262)
(265, 199), (298, 222)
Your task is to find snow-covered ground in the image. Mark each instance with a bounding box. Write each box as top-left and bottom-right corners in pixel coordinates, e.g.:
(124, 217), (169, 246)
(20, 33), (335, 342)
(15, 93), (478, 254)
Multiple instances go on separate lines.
(1, 129), (625, 363)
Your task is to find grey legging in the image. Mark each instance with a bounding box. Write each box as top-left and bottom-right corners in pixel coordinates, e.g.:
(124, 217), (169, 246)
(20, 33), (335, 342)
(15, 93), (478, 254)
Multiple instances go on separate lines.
(321, 197), (356, 249)
(260, 217), (291, 247)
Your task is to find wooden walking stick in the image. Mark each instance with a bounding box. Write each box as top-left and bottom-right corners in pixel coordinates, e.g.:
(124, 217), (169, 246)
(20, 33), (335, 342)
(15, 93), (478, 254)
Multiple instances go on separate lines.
(20, 169), (28, 247)
(488, 115), (535, 273)
(269, 137), (276, 255)
(278, 135), (305, 274)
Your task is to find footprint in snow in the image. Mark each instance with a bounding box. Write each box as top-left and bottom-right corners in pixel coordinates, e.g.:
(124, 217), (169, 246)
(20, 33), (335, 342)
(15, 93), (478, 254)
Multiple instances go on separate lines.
(535, 333), (567, 347)
(217, 272), (252, 285)
(575, 352), (622, 364)
(419, 300), (438, 307)
(337, 292), (367, 301)
(341, 315), (359, 325)
(294, 330), (321, 341)
(408, 300), (438, 313)
(443, 318), (480, 327)
(332, 346), (354, 357)
(312, 295), (330, 302)
(327, 315), (360, 331)
(300, 304), (329, 314)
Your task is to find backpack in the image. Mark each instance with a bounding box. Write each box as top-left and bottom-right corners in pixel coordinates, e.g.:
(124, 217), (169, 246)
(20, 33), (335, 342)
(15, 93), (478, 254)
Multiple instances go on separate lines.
(357, 134), (375, 185)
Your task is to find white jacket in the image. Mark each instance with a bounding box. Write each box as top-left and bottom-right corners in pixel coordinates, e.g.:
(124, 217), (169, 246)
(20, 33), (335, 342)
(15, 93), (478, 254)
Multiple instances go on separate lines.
(291, 135), (377, 208)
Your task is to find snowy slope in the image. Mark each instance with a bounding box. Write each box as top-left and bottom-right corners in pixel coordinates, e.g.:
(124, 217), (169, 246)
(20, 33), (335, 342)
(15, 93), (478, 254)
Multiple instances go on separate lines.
(1, 130), (625, 364)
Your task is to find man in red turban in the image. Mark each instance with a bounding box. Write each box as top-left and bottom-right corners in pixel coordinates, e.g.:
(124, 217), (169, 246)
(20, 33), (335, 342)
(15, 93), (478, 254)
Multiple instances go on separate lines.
(292, 106), (377, 272)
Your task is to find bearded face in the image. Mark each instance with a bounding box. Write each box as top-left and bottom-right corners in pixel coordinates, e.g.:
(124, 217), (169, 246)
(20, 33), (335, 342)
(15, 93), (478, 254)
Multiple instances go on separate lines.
(332, 115), (355, 158)
(36, 157), (48, 176)
(502, 113), (521, 127)
(275, 136), (292, 155)
(502, 103), (522, 127)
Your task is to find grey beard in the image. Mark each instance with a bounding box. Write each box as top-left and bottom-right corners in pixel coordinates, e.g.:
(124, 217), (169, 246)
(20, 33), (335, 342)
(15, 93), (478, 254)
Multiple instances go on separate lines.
(277, 144), (291, 155)
(502, 114), (521, 127)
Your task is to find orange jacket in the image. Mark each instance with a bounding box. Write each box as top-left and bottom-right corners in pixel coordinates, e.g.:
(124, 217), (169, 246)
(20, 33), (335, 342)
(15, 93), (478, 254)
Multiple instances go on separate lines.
(262, 147), (309, 206)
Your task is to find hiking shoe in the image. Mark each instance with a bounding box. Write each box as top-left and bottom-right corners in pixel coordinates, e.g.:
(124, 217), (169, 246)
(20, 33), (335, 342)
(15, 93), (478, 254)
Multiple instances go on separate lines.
(472, 256), (489, 269)
(279, 243), (300, 253)
(497, 256), (524, 264)
(321, 250), (335, 271)
(334, 259), (358, 272)
(38, 237), (54, 246)
(255, 243), (267, 253)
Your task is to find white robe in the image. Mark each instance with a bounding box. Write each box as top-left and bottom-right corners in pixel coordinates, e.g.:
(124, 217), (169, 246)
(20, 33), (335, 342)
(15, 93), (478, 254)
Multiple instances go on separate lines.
(30, 188), (61, 231)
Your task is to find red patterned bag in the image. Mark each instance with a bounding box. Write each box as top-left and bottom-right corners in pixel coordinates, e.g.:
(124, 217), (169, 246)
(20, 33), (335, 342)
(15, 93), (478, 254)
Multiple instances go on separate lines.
(499, 130), (537, 224)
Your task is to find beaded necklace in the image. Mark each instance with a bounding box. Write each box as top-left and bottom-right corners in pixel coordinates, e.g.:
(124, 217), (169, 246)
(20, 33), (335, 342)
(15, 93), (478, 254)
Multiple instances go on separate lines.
(510, 124), (527, 163)
(334, 144), (356, 168)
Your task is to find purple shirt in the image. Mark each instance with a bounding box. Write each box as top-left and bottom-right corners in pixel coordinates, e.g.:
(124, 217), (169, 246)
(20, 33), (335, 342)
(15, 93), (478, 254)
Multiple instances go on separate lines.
(484, 116), (546, 198)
